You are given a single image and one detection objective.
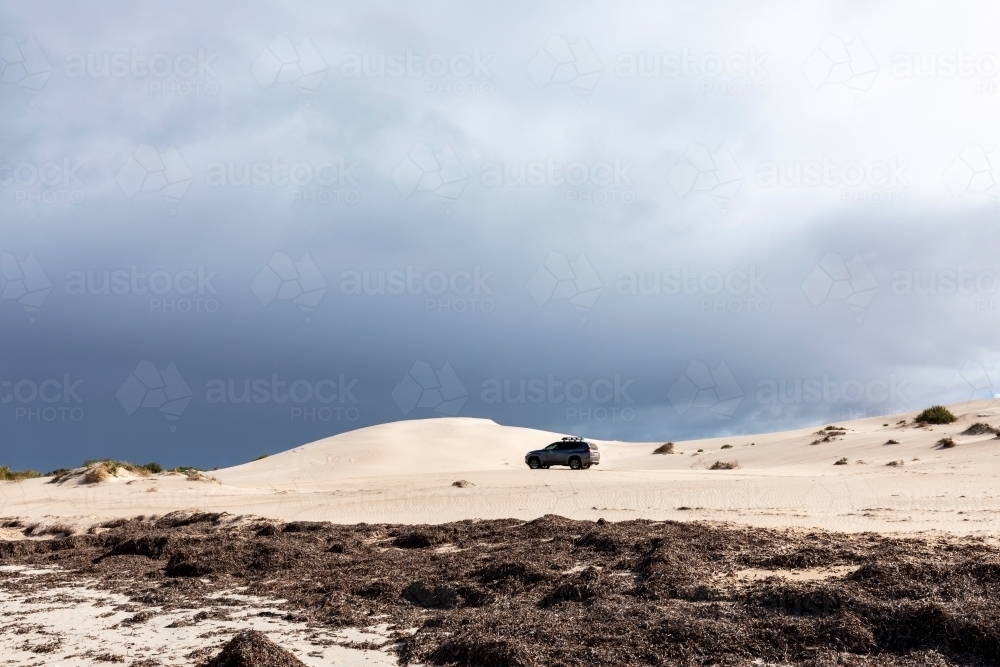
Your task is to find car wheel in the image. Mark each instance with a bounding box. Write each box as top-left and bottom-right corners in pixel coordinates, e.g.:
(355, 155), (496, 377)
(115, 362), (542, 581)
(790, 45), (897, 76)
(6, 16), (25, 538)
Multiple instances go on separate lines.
(528, 457), (541, 469)
(569, 457), (582, 470)
(583, 463), (591, 469)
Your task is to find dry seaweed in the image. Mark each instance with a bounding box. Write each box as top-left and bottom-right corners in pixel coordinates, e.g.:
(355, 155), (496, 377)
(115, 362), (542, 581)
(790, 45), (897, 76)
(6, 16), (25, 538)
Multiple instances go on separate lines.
(0, 514), (998, 666)
(200, 629), (306, 667)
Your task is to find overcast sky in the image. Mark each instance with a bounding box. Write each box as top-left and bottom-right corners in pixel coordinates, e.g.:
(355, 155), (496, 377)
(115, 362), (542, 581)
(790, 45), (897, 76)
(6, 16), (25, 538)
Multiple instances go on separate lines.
(3, 0), (1000, 470)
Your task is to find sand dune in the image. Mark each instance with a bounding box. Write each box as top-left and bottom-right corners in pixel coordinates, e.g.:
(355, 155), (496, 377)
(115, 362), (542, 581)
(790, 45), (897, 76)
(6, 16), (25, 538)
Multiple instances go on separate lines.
(4, 401), (1000, 534)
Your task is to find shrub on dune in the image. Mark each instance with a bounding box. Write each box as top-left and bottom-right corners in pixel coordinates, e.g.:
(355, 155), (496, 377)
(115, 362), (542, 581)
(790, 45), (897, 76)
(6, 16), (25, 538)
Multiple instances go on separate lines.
(914, 406), (956, 424)
(0, 466), (41, 482)
(961, 423), (996, 435)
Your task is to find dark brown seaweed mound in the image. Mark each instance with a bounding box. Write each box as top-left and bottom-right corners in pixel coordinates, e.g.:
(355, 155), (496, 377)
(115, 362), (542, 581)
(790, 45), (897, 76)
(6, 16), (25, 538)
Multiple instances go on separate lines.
(1, 513), (998, 666)
(200, 629), (305, 667)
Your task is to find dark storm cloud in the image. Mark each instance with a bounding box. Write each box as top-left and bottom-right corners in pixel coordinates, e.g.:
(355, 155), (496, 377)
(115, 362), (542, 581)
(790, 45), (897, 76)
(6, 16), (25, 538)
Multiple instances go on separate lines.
(2, 0), (999, 470)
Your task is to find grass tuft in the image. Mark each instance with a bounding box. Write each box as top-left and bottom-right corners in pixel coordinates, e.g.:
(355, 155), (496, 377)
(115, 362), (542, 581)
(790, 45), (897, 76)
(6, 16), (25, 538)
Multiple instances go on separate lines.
(961, 422), (996, 436)
(0, 466), (41, 482)
(915, 405), (956, 424)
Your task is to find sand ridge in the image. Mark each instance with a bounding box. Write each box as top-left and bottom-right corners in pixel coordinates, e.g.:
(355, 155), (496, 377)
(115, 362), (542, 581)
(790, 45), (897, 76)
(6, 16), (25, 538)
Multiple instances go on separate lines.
(3, 401), (1000, 534)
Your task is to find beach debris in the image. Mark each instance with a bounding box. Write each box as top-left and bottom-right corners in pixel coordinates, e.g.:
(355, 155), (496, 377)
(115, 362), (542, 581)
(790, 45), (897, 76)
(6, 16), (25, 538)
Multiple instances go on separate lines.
(201, 629), (306, 667)
(4, 514), (1000, 665)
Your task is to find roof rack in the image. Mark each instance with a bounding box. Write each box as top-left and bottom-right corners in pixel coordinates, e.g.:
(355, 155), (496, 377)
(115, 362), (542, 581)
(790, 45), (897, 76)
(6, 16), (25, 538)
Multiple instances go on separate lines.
(561, 436), (584, 441)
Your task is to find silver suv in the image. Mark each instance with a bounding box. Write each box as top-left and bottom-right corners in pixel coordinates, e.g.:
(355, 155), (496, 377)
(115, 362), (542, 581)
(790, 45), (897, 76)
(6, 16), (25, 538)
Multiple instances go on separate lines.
(525, 437), (600, 470)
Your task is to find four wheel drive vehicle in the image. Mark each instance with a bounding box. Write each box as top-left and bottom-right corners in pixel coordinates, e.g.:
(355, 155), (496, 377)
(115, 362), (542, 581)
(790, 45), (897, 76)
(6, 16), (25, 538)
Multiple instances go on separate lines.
(525, 437), (600, 470)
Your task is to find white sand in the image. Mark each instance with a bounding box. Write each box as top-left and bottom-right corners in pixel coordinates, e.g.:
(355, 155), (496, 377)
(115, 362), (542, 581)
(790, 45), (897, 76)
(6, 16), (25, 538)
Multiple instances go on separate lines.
(3, 400), (1000, 535)
(0, 565), (397, 666)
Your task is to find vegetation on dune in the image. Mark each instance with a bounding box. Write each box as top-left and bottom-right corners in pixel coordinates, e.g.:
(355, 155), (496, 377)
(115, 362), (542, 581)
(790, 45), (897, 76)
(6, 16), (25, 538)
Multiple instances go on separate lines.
(0, 466), (42, 482)
(43, 460), (192, 484)
(914, 405), (956, 424)
(652, 442), (674, 454)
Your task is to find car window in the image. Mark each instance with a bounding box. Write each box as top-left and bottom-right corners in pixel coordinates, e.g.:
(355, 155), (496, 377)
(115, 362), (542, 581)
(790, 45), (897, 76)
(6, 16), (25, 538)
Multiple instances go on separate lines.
(544, 443), (558, 450)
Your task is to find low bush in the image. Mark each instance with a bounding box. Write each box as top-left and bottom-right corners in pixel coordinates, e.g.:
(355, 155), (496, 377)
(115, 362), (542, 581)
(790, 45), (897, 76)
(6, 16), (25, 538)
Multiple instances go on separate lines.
(0, 466), (41, 482)
(914, 406), (956, 424)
